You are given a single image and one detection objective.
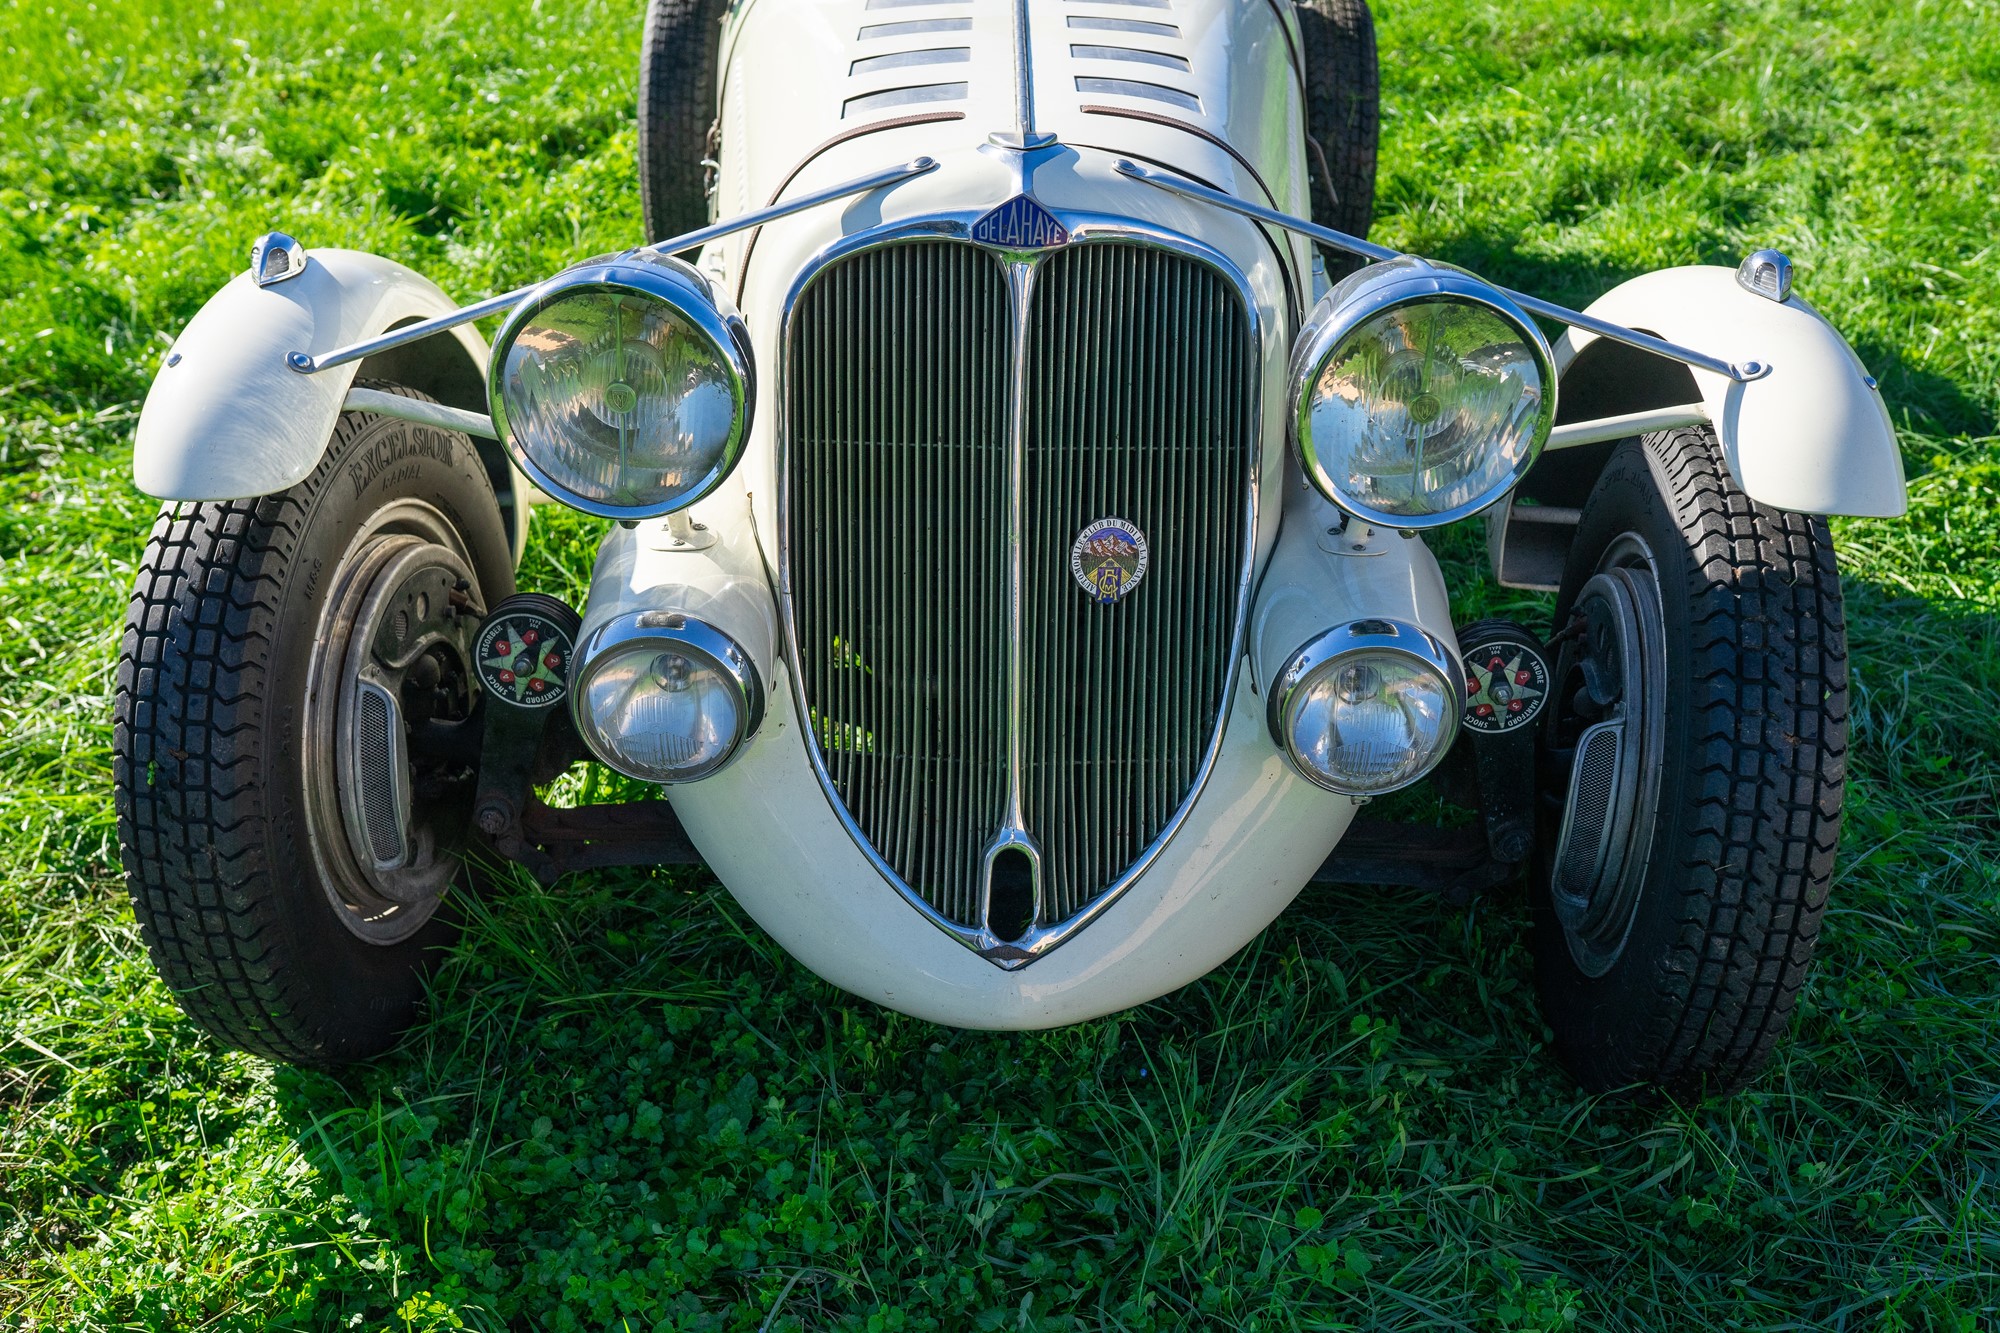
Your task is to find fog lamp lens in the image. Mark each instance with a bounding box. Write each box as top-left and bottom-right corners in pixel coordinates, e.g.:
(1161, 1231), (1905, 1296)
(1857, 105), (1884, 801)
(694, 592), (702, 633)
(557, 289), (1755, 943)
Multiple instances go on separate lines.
(1271, 620), (1461, 796)
(572, 614), (764, 783)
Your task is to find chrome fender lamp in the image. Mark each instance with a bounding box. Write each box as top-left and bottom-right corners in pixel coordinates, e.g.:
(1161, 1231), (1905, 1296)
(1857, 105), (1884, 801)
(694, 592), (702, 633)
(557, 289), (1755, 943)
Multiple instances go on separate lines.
(1269, 618), (1463, 797)
(570, 611), (765, 784)
(488, 250), (754, 521)
(1290, 257), (1557, 530)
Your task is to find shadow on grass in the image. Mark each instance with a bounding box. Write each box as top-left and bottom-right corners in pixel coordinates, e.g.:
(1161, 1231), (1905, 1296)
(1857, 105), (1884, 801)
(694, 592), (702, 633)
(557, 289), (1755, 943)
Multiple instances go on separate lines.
(1409, 233), (1997, 440)
(258, 563), (2000, 1333)
(256, 227), (2000, 1322)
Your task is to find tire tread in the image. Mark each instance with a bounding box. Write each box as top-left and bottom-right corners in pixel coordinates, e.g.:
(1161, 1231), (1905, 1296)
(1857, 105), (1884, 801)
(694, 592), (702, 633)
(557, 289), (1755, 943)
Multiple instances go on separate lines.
(1543, 427), (1845, 1096)
(116, 496), (322, 1062)
(639, 0), (731, 244)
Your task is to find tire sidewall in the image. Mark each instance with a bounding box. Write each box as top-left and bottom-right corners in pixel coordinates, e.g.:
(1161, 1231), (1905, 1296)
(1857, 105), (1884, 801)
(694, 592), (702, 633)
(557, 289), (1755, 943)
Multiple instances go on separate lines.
(253, 404), (514, 1059)
(1533, 437), (1703, 1089)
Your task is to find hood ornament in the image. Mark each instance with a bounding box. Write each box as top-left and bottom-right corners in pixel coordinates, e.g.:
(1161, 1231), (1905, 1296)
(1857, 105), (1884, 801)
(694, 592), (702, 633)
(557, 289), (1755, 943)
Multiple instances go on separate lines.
(972, 195), (1069, 250)
(1070, 518), (1149, 604)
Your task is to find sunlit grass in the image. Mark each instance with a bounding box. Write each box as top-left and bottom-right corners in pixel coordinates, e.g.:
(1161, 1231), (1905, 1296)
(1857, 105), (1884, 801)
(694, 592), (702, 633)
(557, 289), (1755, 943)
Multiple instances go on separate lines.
(1, 0), (1995, 1328)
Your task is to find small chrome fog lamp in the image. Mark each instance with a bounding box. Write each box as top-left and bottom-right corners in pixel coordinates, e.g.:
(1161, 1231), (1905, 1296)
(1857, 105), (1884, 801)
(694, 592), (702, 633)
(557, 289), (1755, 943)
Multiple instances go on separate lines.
(489, 250), (753, 520)
(1291, 257), (1555, 529)
(571, 611), (764, 783)
(1270, 619), (1462, 796)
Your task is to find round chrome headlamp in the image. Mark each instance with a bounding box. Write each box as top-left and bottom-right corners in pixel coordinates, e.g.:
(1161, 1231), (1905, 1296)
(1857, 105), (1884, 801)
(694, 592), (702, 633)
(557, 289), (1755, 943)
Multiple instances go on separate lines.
(1269, 619), (1462, 796)
(489, 250), (753, 520)
(1291, 258), (1555, 529)
(571, 611), (764, 783)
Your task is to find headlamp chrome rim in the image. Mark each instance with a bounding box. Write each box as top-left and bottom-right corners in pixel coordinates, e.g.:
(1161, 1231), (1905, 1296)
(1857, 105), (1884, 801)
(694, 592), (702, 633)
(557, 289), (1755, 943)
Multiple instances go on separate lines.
(487, 250), (754, 522)
(570, 609), (765, 783)
(1268, 617), (1464, 796)
(1289, 258), (1557, 531)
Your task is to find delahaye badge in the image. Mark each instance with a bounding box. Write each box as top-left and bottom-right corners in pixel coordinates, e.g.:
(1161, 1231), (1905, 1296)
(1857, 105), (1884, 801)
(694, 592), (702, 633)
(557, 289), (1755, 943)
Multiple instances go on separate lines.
(1070, 517), (1150, 604)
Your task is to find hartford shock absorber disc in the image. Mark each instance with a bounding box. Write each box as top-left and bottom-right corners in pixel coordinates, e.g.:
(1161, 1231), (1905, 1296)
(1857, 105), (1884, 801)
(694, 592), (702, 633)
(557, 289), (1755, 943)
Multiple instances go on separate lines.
(1458, 622), (1552, 734)
(476, 593), (582, 711)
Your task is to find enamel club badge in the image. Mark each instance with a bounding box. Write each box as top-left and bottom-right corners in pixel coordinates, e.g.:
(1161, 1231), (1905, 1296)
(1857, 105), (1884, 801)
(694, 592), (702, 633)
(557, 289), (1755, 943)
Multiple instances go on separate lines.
(1070, 517), (1149, 605)
(476, 612), (574, 708)
(1461, 635), (1550, 733)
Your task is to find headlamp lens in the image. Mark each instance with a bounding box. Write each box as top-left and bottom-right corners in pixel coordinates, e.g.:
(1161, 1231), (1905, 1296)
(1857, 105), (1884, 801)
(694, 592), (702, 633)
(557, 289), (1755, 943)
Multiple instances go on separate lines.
(1291, 259), (1556, 529)
(1304, 297), (1548, 522)
(491, 253), (749, 519)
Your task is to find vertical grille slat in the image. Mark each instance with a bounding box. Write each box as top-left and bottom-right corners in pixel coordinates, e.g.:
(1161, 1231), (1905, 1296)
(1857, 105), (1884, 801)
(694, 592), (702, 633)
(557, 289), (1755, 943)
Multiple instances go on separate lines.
(788, 239), (1253, 933)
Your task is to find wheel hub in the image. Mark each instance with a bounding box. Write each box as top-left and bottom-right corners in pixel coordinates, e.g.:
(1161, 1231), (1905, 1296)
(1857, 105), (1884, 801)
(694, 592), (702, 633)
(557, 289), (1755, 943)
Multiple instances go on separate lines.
(1547, 537), (1667, 976)
(306, 521), (486, 944)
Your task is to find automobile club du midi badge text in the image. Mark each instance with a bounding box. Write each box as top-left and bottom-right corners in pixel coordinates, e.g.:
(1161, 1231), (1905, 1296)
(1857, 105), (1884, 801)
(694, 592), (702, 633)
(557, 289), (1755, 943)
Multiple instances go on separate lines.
(1070, 518), (1149, 604)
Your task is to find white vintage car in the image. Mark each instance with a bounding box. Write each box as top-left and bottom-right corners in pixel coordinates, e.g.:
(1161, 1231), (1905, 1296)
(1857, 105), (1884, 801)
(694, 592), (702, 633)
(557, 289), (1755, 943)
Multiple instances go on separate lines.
(117, 0), (1905, 1095)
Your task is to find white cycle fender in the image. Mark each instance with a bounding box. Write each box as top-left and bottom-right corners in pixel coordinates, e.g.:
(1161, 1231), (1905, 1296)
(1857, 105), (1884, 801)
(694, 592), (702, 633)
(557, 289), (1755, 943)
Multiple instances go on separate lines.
(134, 248), (490, 500)
(1557, 265), (1907, 517)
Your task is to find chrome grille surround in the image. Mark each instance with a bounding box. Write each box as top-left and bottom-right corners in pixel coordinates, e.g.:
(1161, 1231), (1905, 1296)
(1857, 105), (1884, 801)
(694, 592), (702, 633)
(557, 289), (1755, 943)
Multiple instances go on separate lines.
(777, 213), (1262, 968)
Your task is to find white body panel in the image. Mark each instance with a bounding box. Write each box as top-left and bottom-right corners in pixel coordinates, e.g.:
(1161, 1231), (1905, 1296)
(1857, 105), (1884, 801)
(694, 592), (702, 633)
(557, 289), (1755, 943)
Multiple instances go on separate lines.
(133, 249), (490, 500)
(712, 0), (1308, 220)
(677, 670), (1347, 1028)
(645, 509), (1458, 1028)
(703, 0), (1313, 311)
(1558, 265), (1906, 517)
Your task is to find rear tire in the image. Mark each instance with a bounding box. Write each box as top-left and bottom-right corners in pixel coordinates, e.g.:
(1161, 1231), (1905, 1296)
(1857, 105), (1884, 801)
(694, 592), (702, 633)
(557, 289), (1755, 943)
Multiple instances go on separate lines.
(638, 0), (732, 244)
(114, 385), (513, 1064)
(1294, 0), (1379, 278)
(1532, 427), (1847, 1097)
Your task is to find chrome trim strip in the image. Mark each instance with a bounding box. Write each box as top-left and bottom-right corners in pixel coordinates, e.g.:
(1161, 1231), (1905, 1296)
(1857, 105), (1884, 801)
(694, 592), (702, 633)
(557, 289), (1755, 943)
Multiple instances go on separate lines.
(1546, 405), (1709, 450)
(774, 214), (1265, 968)
(990, 0), (1057, 149)
(843, 83), (969, 117)
(850, 46), (972, 75)
(731, 114), (965, 305)
(287, 157), (939, 375)
(1066, 15), (1180, 36)
(342, 386), (496, 440)
(1115, 159), (1773, 384)
(1071, 45), (1193, 72)
(858, 16), (972, 37)
(1076, 76), (1201, 112)
(1014, 0), (1034, 136)
(984, 257), (1046, 923)
(1074, 141), (1301, 324)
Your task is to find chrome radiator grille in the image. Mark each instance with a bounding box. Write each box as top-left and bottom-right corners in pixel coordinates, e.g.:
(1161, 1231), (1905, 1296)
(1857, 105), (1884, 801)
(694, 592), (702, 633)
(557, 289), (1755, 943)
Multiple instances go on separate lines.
(786, 238), (1253, 938)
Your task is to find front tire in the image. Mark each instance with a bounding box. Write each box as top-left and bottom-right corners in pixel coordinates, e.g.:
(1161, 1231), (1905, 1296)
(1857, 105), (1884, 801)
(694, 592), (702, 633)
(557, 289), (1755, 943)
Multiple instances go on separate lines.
(114, 385), (513, 1064)
(1532, 428), (1847, 1096)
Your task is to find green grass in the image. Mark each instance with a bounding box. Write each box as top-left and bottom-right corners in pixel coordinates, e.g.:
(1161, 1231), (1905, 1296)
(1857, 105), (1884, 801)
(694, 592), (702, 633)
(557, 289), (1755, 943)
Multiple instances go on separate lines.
(2, 0), (1996, 1327)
